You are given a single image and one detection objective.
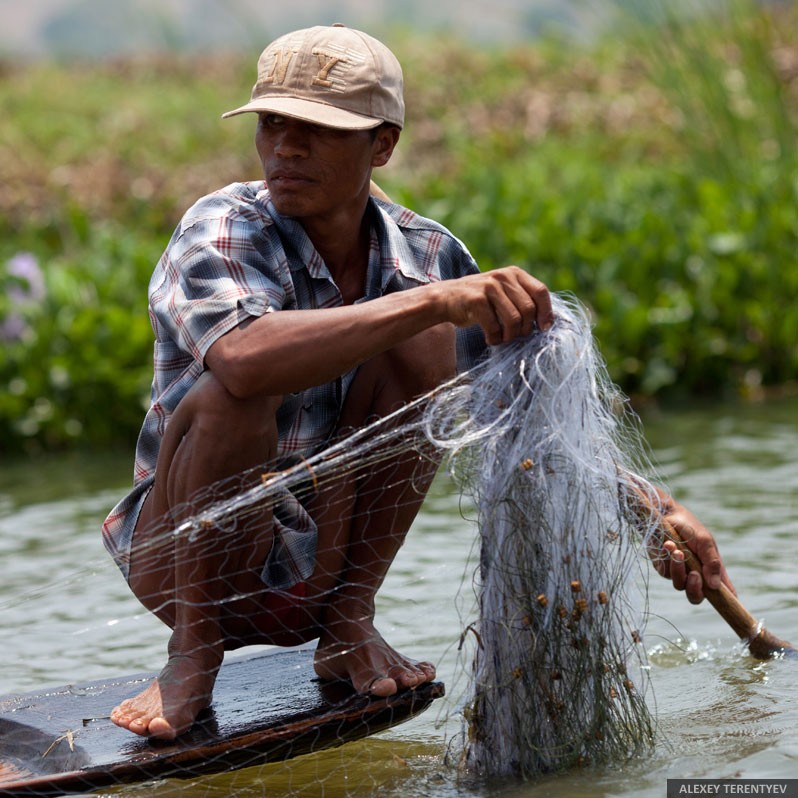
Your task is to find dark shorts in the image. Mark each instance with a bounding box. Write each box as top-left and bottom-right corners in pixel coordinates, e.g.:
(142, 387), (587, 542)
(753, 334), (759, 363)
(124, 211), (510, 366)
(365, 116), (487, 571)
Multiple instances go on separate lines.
(102, 482), (317, 592)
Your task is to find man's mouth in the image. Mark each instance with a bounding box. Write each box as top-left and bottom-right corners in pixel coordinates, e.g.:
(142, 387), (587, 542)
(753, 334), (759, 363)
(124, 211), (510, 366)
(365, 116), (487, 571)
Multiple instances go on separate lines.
(269, 170), (315, 187)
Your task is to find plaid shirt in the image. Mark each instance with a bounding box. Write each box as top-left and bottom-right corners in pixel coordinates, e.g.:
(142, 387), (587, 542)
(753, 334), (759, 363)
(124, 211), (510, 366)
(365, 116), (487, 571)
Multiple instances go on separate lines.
(102, 181), (485, 581)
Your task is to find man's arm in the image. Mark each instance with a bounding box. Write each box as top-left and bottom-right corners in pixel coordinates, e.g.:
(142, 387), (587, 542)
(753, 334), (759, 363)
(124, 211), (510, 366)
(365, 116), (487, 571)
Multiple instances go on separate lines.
(205, 266), (553, 399)
(206, 261), (734, 606)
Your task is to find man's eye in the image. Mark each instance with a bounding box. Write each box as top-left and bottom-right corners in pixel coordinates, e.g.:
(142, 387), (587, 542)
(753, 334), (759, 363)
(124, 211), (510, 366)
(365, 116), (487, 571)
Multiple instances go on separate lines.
(261, 114), (285, 128)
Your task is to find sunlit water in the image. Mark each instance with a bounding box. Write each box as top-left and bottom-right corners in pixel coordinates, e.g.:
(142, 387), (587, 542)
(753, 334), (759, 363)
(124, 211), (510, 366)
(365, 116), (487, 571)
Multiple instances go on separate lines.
(0, 398), (796, 796)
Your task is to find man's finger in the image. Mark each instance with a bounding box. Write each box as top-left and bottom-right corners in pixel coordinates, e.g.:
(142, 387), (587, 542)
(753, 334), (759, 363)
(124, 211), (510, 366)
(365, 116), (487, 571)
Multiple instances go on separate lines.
(668, 547), (688, 591)
(498, 267), (553, 332)
(695, 538), (723, 591)
(685, 571), (705, 605)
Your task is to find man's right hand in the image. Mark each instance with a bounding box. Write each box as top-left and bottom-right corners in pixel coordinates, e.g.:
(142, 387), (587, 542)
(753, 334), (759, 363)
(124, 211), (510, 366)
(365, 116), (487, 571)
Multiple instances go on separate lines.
(433, 266), (553, 346)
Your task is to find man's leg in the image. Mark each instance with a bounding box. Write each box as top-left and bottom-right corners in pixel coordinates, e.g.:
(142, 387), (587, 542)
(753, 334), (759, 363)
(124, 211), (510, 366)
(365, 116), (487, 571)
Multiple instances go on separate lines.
(309, 322), (457, 695)
(111, 323), (456, 738)
(110, 372), (294, 739)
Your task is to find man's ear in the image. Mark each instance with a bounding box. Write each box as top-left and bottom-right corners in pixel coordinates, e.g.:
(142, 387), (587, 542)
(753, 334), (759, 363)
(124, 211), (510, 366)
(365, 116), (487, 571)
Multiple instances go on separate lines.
(371, 125), (401, 168)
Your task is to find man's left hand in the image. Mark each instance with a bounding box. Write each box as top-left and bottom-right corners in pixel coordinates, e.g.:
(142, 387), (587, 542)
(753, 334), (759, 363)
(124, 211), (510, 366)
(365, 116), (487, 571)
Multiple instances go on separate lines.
(652, 497), (736, 604)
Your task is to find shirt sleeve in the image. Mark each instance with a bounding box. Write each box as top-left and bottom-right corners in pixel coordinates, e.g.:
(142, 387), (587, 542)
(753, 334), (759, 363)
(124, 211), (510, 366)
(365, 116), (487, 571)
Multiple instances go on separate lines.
(457, 325), (488, 373)
(436, 233), (488, 373)
(149, 201), (293, 365)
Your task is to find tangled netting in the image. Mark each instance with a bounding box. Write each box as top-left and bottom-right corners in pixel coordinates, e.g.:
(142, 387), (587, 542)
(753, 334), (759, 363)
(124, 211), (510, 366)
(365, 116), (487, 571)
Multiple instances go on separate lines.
(157, 293), (662, 779)
(423, 295), (660, 778)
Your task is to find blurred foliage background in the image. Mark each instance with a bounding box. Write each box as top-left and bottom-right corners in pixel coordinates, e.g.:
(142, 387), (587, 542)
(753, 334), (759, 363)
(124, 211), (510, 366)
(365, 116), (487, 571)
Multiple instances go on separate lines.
(1, 0), (797, 454)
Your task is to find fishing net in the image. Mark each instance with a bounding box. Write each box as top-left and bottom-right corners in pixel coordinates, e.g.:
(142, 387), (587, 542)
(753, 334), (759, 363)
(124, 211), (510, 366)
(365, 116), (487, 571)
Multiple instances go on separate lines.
(0, 292), (668, 794)
(429, 294), (659, 777)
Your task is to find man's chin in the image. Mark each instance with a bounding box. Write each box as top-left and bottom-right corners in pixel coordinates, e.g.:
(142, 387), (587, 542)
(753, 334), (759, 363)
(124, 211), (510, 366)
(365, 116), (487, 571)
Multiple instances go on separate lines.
(268, 194), (308, 219)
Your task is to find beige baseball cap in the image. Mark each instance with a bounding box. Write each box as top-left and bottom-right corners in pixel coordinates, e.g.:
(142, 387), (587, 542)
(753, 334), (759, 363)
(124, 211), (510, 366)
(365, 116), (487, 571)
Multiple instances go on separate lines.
(222, 24), (404, 130)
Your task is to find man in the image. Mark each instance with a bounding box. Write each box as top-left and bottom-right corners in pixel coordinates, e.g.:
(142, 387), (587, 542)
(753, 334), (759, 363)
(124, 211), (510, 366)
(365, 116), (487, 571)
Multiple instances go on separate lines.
(102, 24), (733, 741)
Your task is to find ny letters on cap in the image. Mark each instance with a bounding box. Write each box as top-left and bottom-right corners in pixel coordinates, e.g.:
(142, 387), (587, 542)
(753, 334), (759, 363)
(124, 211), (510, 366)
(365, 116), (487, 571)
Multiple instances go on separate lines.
(222, 24), (405, 129)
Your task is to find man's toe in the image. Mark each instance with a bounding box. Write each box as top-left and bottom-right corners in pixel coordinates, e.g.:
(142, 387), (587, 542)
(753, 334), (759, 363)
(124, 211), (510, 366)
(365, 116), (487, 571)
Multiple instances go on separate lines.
(367, 675), (398, 697)
(394, 668), (424, 689)
(147, 716), (179, 740)
(419, 661), (436, 681)
(126, 716), (153, 736)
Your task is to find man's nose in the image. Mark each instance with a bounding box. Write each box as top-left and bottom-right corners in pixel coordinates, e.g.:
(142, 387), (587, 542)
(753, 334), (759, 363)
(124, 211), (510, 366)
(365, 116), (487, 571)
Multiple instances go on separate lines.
(274, 123), (310, 157)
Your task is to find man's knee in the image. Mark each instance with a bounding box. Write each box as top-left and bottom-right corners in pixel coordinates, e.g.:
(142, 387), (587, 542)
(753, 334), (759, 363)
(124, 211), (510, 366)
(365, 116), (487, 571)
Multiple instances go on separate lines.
(175, 371), (282, 449)
(383, 323), (457, 399)
(341, 324), (456, 426)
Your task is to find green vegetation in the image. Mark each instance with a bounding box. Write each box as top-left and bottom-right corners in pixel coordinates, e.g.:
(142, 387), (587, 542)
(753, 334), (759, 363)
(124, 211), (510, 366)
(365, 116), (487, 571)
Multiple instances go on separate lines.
(1, 1), (797, 453)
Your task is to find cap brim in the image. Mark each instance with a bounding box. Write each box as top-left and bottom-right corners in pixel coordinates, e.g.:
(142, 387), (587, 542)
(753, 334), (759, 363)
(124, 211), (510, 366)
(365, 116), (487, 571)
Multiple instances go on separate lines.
(221, 96), (382, 130)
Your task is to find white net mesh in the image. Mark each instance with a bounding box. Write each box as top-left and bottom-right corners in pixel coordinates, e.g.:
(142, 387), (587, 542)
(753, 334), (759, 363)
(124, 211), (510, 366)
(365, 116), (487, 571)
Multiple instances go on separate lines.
(0, 292), (674, 795)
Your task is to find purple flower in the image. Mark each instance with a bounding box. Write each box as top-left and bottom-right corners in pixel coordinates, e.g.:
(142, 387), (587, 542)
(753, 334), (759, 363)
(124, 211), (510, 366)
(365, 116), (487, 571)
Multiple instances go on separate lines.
(6, 253), (45, 301)
(2, 252), (45, 341)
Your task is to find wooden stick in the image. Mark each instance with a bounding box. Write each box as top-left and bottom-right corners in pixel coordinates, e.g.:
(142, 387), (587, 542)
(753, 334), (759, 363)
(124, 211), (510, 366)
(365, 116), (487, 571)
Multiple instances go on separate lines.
(629, 483), (797, 660)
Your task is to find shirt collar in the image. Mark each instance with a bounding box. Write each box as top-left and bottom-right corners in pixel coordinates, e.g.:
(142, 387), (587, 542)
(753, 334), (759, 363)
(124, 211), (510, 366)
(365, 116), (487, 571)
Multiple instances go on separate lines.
(262, 193), (330, 281)
(259, 192), (431, 291)
(370, 198), (431, 290)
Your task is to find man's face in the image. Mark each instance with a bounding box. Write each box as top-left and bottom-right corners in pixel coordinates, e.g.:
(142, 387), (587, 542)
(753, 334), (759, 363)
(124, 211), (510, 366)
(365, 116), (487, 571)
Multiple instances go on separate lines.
(255, 114), (396, 222)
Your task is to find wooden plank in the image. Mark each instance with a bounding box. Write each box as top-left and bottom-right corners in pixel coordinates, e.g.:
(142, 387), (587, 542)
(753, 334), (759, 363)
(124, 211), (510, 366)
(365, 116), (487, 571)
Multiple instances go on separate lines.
(0, 647), (444, 796)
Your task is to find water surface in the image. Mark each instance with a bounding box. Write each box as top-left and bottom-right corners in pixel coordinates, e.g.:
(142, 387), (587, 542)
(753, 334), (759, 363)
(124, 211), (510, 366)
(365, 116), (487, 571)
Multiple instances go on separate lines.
(1, 398), (796, 796)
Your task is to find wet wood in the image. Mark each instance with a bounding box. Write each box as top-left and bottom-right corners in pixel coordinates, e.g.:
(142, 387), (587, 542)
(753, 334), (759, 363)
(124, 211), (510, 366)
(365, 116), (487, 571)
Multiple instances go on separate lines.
(0, 647), (444, 796)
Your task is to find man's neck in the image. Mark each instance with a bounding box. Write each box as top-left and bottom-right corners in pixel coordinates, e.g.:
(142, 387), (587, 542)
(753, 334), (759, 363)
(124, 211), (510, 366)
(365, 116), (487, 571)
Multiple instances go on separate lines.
(302, 201), (373, 305)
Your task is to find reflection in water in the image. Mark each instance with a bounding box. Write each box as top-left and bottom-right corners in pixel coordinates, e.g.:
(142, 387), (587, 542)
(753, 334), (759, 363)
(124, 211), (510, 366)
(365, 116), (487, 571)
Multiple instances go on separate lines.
(0, 398), (796, 797)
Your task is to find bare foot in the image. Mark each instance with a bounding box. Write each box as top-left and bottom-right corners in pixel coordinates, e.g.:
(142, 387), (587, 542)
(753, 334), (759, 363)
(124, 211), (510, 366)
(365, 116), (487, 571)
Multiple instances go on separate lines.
(110, 653), (220, 740)
(313, 619), (435, 696)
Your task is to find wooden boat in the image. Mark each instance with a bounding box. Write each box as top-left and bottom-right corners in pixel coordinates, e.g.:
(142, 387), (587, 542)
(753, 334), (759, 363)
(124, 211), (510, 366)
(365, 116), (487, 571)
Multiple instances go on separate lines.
(0, 646), (444, 796)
